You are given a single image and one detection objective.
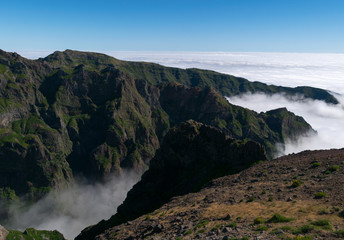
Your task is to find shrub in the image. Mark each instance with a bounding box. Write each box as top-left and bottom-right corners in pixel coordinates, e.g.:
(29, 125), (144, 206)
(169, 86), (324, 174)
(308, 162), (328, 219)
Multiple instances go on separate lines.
(293, 236), (313, 240)
(211, 224), (222, 231)
(311, 219), (330, 227)
(314, 192), (327, 199)
(311, 219), (332, 230)
(246, 196), (255, 202)
(335, 229), (344, 237)
(293, 224), (315, 234)
(256, 224), (268, 231)
(184, 229), (192, 235)
(254, 217), (264, 224)
(328, 165), (340, 172)
(317, 208), (329, 215)
(196, 219), (209, 228)
(267, 213), (294, 223)
(312, 162), (321, 167)
(227, 222), (237, 228)
(338, 210), (344, 218)
(291, 179), (303, 188)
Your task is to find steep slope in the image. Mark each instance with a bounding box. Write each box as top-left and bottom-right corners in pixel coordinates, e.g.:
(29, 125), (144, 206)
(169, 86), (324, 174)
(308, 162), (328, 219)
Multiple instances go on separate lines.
(76, 120), (267, 240)
(0, 49), (314, 200)
(91, 148), (344, 240)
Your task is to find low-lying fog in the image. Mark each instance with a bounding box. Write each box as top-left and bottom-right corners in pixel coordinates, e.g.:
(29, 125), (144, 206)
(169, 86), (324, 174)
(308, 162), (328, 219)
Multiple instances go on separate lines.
(227, 93), (344, 157)
(3, 173), (139, 239)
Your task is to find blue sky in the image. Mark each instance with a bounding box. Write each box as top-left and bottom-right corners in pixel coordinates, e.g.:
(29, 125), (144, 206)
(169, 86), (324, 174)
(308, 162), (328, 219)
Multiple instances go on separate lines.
(1, 0), (344, 53)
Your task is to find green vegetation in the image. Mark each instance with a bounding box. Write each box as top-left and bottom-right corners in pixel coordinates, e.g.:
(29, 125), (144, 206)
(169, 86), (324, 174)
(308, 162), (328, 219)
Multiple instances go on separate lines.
(254, 217), (264, 224)
(7, 228), (65, 240)
(267, 213), (294, 223)
(311, 219), (332, 230)
(183, 229), (192, 235)
(293, 224), (315, 234)
(211, 224), (222, 231)
(335, 229), (344, 237)
(246, 196), (255, 202)
(196, 219), (210, 228)
(255, 224), (268, 231)
(312, 162), (321, 168)
(292, 236), (313, 240)
(338, 210), (344, 218)
(0, 187), (18, 201)
(227, 222), (237, 228)
(291, 179), (303, 188)
(327, 165), (340, 172)
(314, 192), (327, 199)
(0, 63), (7, 74)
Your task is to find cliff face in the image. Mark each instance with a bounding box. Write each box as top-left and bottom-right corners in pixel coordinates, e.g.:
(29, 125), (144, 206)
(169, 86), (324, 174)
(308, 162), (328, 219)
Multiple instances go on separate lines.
(88, 148), (344, 240)
(118, 120), (267, 219)
(76, 120), (267, 239)
(0, 49), (316, 199)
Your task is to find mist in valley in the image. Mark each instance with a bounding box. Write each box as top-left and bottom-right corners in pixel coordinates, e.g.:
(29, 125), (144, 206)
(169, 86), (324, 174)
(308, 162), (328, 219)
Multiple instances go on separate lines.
(3, 172), (140, 240)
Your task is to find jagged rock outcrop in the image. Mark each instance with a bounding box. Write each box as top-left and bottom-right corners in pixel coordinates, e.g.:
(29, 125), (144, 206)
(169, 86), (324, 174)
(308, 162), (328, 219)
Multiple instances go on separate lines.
(0, 49), (317, 199)
(76, 120), (267, 239)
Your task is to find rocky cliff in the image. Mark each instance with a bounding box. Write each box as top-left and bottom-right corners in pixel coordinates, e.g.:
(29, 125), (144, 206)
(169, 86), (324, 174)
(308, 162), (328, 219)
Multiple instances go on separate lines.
(88, 148), (344, 240)
(0, 49), (318, 200)
(76, 120), (267, 239)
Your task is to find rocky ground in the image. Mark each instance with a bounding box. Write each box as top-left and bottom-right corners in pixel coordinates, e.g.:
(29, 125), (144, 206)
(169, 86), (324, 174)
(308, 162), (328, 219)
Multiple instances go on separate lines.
(95, 148), (344, 240)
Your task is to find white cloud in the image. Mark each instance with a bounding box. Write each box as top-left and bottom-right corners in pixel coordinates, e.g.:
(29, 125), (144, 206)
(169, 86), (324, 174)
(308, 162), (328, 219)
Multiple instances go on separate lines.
(227, 93), (344, 156)
(105, 51), (344, 95)
(4, 172), (139, 240)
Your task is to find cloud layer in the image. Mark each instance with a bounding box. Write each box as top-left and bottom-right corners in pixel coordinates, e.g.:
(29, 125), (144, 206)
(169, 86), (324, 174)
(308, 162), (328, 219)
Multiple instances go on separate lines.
(227, 93), (344, 156)
(4, 173), (139, 240)
(106, 51), (344, 94)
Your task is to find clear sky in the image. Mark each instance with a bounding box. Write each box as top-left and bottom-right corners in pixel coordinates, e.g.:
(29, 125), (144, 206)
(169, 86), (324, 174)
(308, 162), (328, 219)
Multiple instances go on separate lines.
(1, 0), (344, 53)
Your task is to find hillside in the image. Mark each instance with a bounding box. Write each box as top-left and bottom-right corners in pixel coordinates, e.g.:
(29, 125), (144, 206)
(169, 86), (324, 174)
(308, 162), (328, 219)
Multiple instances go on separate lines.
(89, 148), (344, 240)
(0, 49), (316, 200)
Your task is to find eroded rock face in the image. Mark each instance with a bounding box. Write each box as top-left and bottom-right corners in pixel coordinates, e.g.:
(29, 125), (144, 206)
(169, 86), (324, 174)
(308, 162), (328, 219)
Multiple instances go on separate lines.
(0, 225), (8, 240)
(118, 120), (267, 219)
(76, 120), (267, 240)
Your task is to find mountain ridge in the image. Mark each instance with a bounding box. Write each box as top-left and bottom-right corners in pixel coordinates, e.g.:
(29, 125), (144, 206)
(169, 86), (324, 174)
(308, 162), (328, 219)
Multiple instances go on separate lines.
(0, 49), (316, 199)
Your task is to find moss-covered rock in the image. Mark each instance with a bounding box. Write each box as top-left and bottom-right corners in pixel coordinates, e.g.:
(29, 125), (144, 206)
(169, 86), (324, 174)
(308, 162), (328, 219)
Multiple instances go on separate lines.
(6, 227), (65, 240)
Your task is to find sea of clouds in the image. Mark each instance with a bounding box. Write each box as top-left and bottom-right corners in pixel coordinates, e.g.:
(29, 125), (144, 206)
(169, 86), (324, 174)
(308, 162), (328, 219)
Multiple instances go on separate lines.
(14, 51), (344, 237)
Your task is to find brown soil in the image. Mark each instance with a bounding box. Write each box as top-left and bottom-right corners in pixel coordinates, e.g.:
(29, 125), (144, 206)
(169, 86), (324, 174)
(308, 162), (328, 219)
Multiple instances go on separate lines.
(95, 148), (344, 240)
